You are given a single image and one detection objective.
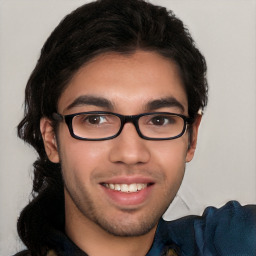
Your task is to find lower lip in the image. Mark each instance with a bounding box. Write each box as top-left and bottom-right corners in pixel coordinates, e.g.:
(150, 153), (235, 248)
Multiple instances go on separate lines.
(101, 185), (153, 207)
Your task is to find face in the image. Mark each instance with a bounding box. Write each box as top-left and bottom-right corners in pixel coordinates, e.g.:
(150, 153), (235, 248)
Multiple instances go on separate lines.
(41, 50), (200, 237)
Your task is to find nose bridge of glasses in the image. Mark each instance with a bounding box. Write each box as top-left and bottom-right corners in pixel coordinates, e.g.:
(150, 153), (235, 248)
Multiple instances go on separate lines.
(119, 115), (141, 136)
(122, 115), (139, 124)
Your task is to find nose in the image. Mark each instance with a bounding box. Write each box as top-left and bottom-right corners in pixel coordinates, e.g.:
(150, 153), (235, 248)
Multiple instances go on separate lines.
(109, 123), (151, 165)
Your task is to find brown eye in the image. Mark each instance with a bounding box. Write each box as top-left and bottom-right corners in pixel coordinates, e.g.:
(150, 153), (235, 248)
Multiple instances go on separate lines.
(150, 115), (175, 126)
(87, 115), (102, 124)
(78, 115), (107, 125)
(151, 116), (166, 125)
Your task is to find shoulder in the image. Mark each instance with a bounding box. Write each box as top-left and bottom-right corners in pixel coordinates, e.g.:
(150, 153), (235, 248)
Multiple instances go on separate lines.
(197, 200), (256, 230)
(196, 201), (256, 254)
(165, 201), (256, 255)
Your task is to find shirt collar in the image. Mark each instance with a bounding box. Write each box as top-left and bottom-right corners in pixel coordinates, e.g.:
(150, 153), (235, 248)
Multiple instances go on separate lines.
(48, 218), (180, 256)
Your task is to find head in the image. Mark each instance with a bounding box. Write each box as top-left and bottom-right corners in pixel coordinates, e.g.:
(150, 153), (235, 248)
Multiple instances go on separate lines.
(17, 0), (208, 254)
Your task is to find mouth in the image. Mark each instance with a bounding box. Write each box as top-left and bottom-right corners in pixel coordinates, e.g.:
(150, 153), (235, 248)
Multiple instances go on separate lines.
(99, 177), (155, 206)
(102, 183), (151, 193)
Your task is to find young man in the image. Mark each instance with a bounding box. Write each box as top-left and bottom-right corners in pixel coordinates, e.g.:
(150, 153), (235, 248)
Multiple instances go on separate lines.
(15, 0), (256, 255)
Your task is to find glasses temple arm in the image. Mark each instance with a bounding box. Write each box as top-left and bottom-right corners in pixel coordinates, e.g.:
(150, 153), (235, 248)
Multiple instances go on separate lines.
(52, 112), (64, 121)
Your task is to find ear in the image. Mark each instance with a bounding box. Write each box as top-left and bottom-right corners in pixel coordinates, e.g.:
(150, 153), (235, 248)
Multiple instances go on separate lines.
(40, 117), (60, 163)
(186, 114), (202, 162)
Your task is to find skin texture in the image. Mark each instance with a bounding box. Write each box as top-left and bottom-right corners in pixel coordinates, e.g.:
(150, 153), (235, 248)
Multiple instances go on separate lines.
(40, 50), (201, 256)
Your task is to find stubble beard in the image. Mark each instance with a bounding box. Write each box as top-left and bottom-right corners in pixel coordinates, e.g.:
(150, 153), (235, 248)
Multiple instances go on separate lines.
(60, 157), (181, 238)
(63, 180), (169, 237)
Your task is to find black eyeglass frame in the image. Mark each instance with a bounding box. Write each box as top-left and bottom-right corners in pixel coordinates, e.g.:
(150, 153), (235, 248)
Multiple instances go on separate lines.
(52, 111), (193, 141)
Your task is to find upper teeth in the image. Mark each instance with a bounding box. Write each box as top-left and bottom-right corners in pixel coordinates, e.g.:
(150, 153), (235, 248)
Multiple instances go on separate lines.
(104, 183), (147, 193)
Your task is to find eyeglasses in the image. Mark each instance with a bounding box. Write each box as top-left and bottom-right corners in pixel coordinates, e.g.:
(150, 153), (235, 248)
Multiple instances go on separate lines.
(52, 111), (193, 141)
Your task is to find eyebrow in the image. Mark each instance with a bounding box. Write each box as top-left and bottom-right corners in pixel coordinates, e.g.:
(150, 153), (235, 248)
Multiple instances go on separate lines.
(64, 95), (114, 111)
(145, 97), (185, 113)
(64, 95), (185, 113)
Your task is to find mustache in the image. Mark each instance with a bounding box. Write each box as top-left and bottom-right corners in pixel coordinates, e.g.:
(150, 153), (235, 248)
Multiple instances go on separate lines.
(91, 167), (166, 182)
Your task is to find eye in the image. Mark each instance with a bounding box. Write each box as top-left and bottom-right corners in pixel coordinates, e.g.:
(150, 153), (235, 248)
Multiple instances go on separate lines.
(82, 115), (107, 125)
(150, 115), (176, 126)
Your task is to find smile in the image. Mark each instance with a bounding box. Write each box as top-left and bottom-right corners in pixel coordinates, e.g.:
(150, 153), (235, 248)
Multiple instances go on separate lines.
(103, 183), (148, 193)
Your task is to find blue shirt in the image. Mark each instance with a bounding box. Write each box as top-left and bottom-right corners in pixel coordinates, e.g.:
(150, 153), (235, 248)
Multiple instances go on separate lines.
(148, 201), (256, 255)
(17, 201), (256, 256)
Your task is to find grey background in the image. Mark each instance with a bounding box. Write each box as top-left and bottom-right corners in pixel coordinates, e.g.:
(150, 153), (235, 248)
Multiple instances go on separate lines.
(0, 0), (255, 255)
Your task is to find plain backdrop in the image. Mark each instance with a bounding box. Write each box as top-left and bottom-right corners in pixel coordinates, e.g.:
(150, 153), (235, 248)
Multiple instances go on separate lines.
(0, 0), (255, 255)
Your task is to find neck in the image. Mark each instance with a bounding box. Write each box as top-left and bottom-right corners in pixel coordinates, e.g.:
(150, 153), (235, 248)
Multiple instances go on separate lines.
(64, 191), (157, 256)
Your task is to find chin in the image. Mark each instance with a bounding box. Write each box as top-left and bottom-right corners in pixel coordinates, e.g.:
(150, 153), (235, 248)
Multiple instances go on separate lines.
(98, 219), (157, 237)
(91, 210), (161, 237)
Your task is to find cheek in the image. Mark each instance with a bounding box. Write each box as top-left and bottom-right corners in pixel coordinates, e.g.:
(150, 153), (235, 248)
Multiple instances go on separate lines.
(151, 138), (188, 180)
(59, 136), (109, 181)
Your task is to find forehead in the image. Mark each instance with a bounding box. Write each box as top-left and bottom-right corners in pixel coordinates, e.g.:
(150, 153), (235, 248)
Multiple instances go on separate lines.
(58, 50), (188, 114)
